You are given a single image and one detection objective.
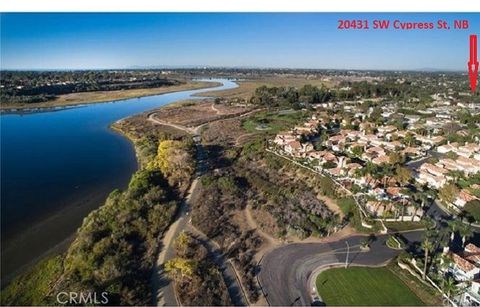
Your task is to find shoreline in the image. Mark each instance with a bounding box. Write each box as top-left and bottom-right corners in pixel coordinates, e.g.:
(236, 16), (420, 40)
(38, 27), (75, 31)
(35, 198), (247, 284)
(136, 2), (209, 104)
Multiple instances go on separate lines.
(0, 179), (134, 287)
(0, 80), (221, 113)
(1, 80), (224, 288)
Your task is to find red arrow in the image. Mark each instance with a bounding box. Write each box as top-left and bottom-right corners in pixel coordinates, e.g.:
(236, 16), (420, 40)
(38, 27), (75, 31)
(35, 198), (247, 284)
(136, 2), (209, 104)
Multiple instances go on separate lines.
(469, 34), (479, 94)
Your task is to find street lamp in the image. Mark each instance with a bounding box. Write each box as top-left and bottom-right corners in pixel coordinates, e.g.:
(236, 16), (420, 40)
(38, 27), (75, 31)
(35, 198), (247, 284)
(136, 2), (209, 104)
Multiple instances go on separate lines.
(345, 241), (350, 268)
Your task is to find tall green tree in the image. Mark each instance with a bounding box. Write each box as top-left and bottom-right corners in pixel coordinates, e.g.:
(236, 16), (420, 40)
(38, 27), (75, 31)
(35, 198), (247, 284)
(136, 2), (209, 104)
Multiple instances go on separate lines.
(422, 232), (435, 280)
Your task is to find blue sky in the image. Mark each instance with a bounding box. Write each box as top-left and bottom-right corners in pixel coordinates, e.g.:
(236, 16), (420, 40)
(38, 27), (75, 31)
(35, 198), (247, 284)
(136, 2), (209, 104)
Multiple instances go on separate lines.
(1, 13), (478, 70)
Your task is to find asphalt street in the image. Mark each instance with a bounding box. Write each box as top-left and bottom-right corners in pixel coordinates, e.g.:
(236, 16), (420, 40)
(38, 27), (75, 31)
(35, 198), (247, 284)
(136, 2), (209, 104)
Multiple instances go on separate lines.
(258, 232), (423, 306)
(152, 124), (247, 306)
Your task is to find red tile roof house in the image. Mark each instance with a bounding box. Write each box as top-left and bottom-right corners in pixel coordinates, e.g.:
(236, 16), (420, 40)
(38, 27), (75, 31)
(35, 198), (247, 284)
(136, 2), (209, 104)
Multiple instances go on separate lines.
(306, 150), (326, 161)
(456, 143), (480, 158)
(346, 163), (362, 176)
(465, 243), (480, 265)
(421, 163), (450, 176)
(372, 155), (391, 165)
(376, 125), (397, 136)
(326, 167), (344, 177)
(300, 143), (314, 154)
(437, 142), (459, 154)
(361, 146), (386, 161)
(273, 133), (296, 147)
(457, 157), (480, 175)
(322, 152), (339, 164)
(415, 163), (451, 189)
(415, 170), (447, 189)
(446, 252), (480, 282)
(415, 135), (445, 146)
(365, 200), (391, 217)
(383, 140), (403, 151)
(327, 135), (347, 152)
(284, 140), (302, 155)
(284, 140), (314, 158)
(441, 243), (480, 299)
(386, 187), (402, 198)
(439, 142), (480, 158)
(453, 189), (479, 209)
(402, 146), (421, 157)
(436, 158), (463, 172)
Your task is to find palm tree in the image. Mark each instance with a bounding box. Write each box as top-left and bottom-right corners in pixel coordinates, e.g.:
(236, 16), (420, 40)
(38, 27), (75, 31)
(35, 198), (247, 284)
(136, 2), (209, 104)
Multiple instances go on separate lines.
(411, 191), (427, 221)
(418, 192), (428, 210)
(447, 170), (464, 184)
(447, 220), (463, 243)
(442, 277), (459, 302)
(459, 223), (473, 247)
(437, 253), (452, 274)
(422, 235), (434, 280)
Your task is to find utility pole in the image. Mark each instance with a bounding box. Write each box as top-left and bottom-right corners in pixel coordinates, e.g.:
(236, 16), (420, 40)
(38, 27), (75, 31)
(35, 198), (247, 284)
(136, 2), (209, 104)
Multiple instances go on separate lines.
(345, 241), (350, 268)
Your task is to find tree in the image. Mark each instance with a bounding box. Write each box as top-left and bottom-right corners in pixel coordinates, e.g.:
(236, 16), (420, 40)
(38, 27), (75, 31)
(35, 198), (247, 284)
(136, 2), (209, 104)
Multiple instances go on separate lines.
(369, 107), (383, 123)
(445, 151), (458, 160)
(406, 191), (428, 220)
(174, 232), (191, 256)
(323, 161), (336, 169)
(394, 166), (412, 186)
(447, 170), (464, 183)
(438, 253), (453, 273)
(395, 202), (406, 221)
(164, 257), (197, 281)
(458, 223), (473, 247)
(422, 235), (434, 280)
(447, 220), (463, 243)
(441, 277), (459, 301)
(351, 145), (364, 157)
(148, 139), (194, 189)
(439, 183), (459, 205)
(389, 152), (405, 165)
(464, 200), (480, 223)
(403, 132), (416, 147)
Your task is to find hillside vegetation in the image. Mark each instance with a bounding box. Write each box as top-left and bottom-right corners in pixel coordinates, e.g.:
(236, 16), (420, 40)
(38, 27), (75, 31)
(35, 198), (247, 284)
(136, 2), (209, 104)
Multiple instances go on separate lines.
(165, 233), (231, 305)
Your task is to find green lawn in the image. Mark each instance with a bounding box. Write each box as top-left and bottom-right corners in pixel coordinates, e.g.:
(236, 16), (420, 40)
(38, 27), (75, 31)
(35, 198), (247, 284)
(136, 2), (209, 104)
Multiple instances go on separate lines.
(316, 267), (424, 306)
(242, 109), (309, 134)
(384, 221), (425, 232)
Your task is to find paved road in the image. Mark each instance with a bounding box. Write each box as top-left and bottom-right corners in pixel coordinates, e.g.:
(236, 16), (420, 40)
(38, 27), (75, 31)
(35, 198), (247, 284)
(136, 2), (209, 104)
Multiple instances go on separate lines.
(150, 113), (247, 306)
(406, 151), (443, 170)
(257, 195), (480, 307)
(152, 165), (196, 306)
(259, 232), (423, 306)
(188, 225), (248, 306)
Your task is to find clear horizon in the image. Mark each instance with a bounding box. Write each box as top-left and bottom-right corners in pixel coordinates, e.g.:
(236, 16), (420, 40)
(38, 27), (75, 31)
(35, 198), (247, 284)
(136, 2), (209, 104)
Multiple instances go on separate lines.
(1, 13), (479, 71)
(0, 66), (470, 72)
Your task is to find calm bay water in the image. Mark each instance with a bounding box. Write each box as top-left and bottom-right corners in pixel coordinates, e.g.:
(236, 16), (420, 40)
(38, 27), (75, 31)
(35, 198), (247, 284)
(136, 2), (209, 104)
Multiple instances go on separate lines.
(0, 79), (237, 282)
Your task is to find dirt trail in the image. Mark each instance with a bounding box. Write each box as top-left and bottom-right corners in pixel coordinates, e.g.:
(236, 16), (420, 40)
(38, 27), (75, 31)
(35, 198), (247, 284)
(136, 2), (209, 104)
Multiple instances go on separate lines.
(211, 103), (222, 115)
(244, 206), (279, 247)
(147, 113), (194, 134)
(235, 133), (256, 146)
(317, 194), (345, 218)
